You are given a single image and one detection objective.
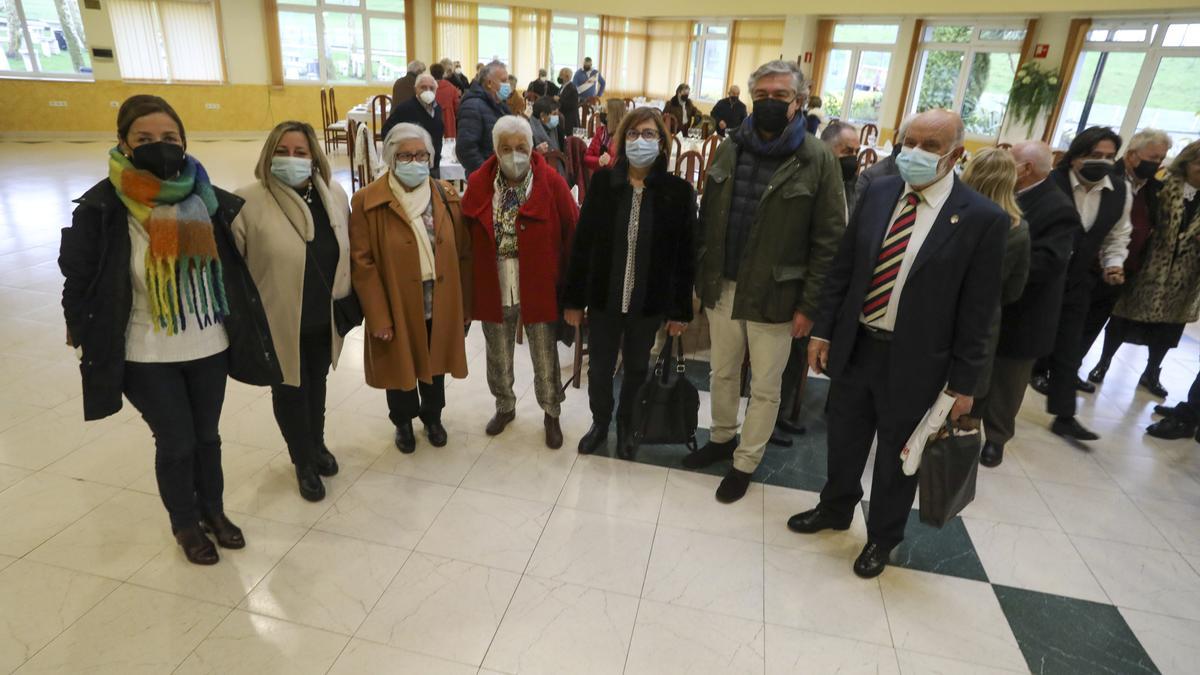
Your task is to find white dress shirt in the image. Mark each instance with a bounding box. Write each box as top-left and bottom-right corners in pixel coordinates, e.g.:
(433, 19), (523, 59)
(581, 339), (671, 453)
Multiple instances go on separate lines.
(862, 169), (956, 332)
(1069, 171), (1133, 269)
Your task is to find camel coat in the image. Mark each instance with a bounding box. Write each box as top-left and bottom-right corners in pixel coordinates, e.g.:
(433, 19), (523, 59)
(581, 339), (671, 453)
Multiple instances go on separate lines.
(350, 175), (472, 391)
(231, 177), (352, 387)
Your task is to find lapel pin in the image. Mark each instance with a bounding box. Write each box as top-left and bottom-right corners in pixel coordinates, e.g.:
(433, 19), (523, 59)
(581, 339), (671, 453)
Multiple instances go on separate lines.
(950, 214), (960, 224)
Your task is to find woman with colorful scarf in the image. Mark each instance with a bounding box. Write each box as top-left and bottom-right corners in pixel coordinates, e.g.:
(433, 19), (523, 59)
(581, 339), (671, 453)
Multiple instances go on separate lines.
(59, 96), (280, 566)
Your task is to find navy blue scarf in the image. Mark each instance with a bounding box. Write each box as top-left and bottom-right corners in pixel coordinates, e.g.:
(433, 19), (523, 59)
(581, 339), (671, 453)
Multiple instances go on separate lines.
(734, 113), (806, 158)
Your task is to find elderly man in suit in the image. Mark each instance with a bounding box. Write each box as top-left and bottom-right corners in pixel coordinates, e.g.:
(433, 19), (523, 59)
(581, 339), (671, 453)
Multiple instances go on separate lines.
(789, 109), (1008, 578)
(382, 74), (445, 177)
(977, 141), (1080, 467)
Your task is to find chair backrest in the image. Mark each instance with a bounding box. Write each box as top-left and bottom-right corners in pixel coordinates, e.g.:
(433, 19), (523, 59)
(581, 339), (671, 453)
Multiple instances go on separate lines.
(347, 119), (360, 192)
(675, 149), (705, 190)
(701, 134), (721, 172)
(857, 147), (878, 174)
(320, 88), (330, 129)
(860, 123), (879, 147)
(328, 87), (339, 123)
(565, 135), (590, 203)
(662, 112), (679, 136)
(543, 149), (569, 179)
(623, 97), (634, 110)
(370, 94), (391, 143)
(524, 91), (540, 103)
(699, 118), (715, 139)
(671, 135), (682, 163)
(586, 112), (601, 138)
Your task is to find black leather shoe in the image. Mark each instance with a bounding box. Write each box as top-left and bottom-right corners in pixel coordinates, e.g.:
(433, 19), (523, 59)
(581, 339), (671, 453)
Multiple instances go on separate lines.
(1075, 376), (1096, 394)
(617, 433), (637, 461)
(1146, 416), (1198, 440)
(682, 437), (737, 469)
(1139, 369), (1169, 398)
(853, 542), (893, 579)
(544, 414), (563, 449)
(980, 440), (1004, 468)
(486, 410), (516, 436)
(296, 466), (326, 502)
(200, 512), (246, 549)
(395, 422), (416, 453)
(787, 507), (852, 534)
(1051, 416), (1100, 441)
(174, 525), (219, 565)
(768, 426), (794, 447)
(1088, 362), (1109, 384)
(777, 419), (807, 435)
(1030, 373), (1050, 395)
(425, 421), (448, 447)
(715, 468), (753, 503)
(578, 424), (609, 454)
(1154, 404), (1179, 416)
(315, 447), (339, 477)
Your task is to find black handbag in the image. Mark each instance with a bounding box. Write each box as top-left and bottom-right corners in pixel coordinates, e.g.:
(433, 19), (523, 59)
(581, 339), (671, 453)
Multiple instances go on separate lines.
(630, 335), (700, 452)
(917, 422), (982, 528)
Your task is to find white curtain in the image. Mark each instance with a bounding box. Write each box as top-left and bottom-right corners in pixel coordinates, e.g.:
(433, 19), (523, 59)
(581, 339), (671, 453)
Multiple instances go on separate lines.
(160, 1), (224, 82)
(433, 1), (477, 71)
(108, 0), (168, 81)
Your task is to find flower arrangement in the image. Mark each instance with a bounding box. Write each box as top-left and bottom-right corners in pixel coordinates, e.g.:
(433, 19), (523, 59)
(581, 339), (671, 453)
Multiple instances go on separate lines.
(1005, 62), (1060, 137)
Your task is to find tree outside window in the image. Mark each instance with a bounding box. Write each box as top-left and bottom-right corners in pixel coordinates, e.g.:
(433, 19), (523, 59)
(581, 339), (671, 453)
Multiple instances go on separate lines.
(2, 0), (91, 79)
(910, 24), (1023, 137)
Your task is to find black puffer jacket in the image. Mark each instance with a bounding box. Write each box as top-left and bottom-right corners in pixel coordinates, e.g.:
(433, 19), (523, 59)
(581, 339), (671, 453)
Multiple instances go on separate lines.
(59, 179), (281, 421)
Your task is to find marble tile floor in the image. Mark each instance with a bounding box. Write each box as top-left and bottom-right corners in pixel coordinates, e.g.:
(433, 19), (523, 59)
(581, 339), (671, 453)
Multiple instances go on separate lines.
(1, 139), (1199, 673)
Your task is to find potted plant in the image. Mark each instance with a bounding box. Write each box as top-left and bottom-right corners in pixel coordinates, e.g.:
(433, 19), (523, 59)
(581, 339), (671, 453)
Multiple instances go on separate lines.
(1005, 62), (1060, 137)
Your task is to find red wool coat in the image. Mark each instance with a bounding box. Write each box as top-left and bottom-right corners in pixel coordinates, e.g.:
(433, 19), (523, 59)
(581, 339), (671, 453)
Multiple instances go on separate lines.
(436, 79), (460, 138)
(461, 151), (579, 325)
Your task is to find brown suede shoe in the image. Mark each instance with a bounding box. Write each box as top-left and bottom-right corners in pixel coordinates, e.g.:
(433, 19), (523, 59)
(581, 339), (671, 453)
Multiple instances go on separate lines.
(486, 410), (516, 436)
(544, 414), (563, 449)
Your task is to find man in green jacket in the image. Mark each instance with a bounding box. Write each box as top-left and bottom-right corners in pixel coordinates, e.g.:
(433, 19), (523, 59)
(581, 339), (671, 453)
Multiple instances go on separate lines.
(686, 59), (847, 503)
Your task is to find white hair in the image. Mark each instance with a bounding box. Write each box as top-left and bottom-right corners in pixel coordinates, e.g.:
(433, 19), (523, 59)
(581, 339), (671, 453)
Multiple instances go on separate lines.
(382, 123), (434, 169)
(407, 60), (426, 75)
(747, 59), (805, 97)
(1127, 128), (1172, 154)
(1011, 140), (1054, 175)
(480, 60), (508, 84)
(492, 115), (533, 152)
(416, 73), (437, 89)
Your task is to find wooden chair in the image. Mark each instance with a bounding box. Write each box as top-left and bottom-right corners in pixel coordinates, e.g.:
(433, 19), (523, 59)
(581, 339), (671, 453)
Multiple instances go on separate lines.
(543, 149), (569, 179)
(623, 97), (635, 110)
(675, 150), (704, 190)
(860, 123), (879, 147)
(347, 119), (361, 192)
(699, 118), (715, 138)
(524, 91), (540, 104)
(662, 112), (679, 136)
(564, 135), (591, 204)
(563, 320), (589, 391)
(370, 94), (391, 145)
(701, 134), (721, 174)
(857, 147), (878, 174)
(321, 88), (348, 154)
(586, 111), (600, 138)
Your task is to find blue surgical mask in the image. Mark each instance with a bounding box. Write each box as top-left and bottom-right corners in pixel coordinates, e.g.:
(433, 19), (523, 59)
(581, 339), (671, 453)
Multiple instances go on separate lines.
(625, 138), (660, 168)
(393, 160), (429, 188)
(896, 146), (951, 187)
(547, 114), (559, 129)
(498, 82), (513, 99)
(270, 156), (312, 188)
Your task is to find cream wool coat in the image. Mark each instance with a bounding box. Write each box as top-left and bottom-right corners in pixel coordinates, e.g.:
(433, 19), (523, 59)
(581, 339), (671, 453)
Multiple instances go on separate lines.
(232, 177), (352, 386)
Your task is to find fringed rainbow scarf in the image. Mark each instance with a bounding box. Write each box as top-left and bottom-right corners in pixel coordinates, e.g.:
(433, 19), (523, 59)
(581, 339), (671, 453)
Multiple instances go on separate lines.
(108, 147), (228, 335)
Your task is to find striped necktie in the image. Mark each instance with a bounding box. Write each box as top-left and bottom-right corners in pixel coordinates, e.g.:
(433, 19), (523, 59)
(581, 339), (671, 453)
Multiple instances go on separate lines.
(862, 192), (920, 324)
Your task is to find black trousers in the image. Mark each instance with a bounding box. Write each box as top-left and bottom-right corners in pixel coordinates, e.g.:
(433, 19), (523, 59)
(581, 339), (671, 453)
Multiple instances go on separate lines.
(819, 332), (924, 548)
(586, 311), (661, 428)
(1183, 367), (1200, 423)
(778, 337), (810, 422)
(1079, 278), (1121, 360)
(386, 319), (445, 427)
(124, 350), (229, 532)
(271, 328), (332, 471)
(1043, 276), (1096, 417)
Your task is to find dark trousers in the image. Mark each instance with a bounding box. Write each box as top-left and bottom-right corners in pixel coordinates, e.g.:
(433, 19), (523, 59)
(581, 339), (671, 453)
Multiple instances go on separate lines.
(980, 356), (1036, 447)
(271, 328), (332, 471)
(1182, 366), (1200, 422)
(819, 332), (924, 548)
(1080, 278), (1121, 360)
(586, 311), (661, 428)
(1044, 277), (1094, 417)
(124, 350), (229, 532)
(385, 318), (445, 427)
(778, 337), (810, 422)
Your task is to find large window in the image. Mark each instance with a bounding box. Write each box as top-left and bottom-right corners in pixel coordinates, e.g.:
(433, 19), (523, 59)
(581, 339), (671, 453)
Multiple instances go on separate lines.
(908, 24), (1025, 137)
(108, 0), (224, 82)
(820, 23), (897, 124)
(550, 13), (598, 76)
(477, 5), (510, 65)
(278, 0), (407, 84)
(689, 22), (730, 102)
(1, 0), (91, 79)
(1052, 20), (1200, 155)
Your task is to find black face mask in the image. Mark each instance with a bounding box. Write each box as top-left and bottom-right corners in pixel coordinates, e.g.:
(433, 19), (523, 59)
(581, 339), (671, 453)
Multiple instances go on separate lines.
(557, 76), (565, 85)
(1079, 159), (1113, 183)
(752, 98), (791, 135)
(839, 155), (859, 182)
(130, 141), (186, 180)
(680, 94), (689, 102)
(1133, 158), (1159, 181)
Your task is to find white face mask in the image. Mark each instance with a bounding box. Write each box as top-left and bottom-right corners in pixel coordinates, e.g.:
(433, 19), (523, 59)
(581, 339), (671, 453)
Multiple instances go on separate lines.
(270, 156), (312, 188)
(499, 151), (531, 180)
(418, 90), (436, 105)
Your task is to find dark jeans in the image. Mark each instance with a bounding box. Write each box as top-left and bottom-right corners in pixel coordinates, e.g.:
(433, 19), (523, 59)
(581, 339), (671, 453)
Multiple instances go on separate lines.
(124, 350), (229, 532)
(271, 328), (332, 471)
(819, 331), (924, 548)
(386, 318), (445, 427)
(586, 311), (661, 429)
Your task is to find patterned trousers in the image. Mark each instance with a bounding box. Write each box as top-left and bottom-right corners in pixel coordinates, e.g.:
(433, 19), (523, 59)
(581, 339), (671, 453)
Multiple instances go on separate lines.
(482, 304), (563, 417)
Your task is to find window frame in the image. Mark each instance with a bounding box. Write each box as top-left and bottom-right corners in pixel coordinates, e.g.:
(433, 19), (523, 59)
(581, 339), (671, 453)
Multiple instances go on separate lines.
(1052, 17), (1200, 153)
(0, 0), (93, 81)
(689, 20), (731, 104)
(277, 0), (407, 85)
(905, 21), (1027, 139)
(822, 22), (901, 125)
(476, 4), (511, 65)
(549, 12), (600, 76)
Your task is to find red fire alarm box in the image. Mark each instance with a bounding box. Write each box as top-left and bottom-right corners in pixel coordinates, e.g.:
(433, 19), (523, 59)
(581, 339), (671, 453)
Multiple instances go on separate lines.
(1034, 44), (1049, 58)
(803, 52), (812, 63)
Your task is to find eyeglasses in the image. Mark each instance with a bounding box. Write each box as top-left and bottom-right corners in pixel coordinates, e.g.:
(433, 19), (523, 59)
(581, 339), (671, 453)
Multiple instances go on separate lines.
(395, 152), (430, 163)
(625, 129), (661, 141)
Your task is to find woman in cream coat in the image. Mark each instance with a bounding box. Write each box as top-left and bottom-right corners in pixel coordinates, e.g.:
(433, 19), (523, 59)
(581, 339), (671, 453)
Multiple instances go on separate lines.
(232, 121), (352, 502)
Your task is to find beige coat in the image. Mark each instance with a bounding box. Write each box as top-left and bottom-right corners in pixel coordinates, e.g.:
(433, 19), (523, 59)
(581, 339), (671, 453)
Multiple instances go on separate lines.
(231, 177), (352, 386)
(350, 175), (472, 391)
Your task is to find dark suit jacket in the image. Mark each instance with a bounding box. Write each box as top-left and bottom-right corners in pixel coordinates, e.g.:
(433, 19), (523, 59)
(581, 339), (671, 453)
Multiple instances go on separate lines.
(854, 154), (898, 210)
(381, 98), (445, 173)
(558, 82), (580, 133)
(710, 97), (747, 136)
(813, 174), (1008, 420)
(996, 179), (1081, 358)
(392, 73), (417, 106)
(1049, 166), (1127, 290)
